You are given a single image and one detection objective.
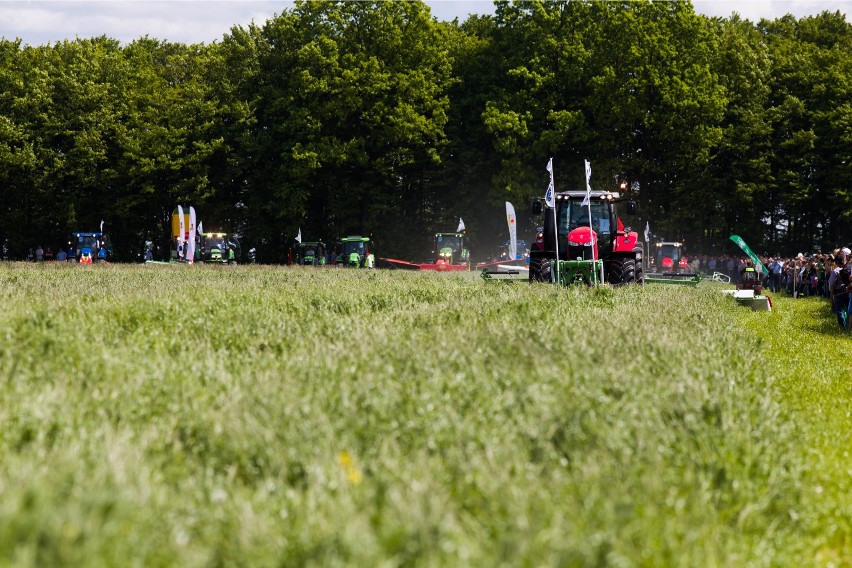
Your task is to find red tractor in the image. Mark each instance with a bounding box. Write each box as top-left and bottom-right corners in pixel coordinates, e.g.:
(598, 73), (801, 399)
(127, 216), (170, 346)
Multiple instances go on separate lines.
(530, 190), (642, 285)
(654, 241), (688, 274)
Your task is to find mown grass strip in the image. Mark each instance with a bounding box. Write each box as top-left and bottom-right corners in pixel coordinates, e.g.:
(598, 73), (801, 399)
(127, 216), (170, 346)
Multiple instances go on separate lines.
(737, 293), (852, 566)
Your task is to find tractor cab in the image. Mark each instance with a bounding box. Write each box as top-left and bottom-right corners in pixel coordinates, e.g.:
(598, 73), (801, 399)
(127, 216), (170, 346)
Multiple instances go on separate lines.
(69, 232), (113, 262)
(297, 241), (327, 266)
(202, 232), (240, 263)
(655, 242), (687, 273)
(433, 232), (469, 268)
(496, 240), (530, 264)
(738, 265), (762, 294)
(336, 236), (375, 268)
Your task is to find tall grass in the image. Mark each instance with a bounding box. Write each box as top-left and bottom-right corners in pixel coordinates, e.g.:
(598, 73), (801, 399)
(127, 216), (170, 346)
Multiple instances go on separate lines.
(0, 263), (835, 565)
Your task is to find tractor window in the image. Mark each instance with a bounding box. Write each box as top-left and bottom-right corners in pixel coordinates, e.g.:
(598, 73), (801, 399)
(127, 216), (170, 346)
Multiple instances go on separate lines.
(78, 236), (97, 250)
(553, 199), (612, 256)
(558, 201), (611, 235)
(560, 201), (611, 236)
(343, 241), (365, 256)
(656, 245), (681, 264)
(436, 235), (462, 254)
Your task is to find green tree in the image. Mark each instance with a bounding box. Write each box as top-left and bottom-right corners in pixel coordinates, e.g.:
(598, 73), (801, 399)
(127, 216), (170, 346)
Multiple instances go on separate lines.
(760, 12), (852, 252)
(252, 0), (453, 261)
(478, 1), (726, 247)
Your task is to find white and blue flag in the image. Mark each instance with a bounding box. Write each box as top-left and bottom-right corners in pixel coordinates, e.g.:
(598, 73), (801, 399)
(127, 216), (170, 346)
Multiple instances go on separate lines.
(582, 159), (592, 206)
(545, 158), (555, 207)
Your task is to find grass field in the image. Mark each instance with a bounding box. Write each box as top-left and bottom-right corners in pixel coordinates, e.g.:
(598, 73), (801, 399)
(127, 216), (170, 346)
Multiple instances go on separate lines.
(0, 263), (849, 566)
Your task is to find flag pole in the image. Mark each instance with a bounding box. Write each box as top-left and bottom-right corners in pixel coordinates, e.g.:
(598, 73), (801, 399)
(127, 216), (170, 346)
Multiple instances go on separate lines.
(583, 160), (598, 284)
(547, 158), (560, 284)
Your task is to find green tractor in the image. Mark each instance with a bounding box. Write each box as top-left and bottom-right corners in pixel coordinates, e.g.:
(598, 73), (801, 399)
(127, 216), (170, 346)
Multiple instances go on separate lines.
(297, 241), (327, 266)
(424, 232), (470, 271)
(202, 232), (240, 264)
(335, 236), (375, 268)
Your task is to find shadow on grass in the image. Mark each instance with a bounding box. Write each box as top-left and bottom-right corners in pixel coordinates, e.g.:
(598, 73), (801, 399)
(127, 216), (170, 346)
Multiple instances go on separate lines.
(787, 295), (851, 337)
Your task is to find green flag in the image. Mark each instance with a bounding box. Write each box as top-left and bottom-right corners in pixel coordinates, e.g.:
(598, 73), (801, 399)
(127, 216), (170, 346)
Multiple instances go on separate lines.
(729, 235), (768, 276)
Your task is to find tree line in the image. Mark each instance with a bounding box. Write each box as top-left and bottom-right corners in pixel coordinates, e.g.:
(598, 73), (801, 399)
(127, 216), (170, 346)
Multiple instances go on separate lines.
(0, 0), (850, 262)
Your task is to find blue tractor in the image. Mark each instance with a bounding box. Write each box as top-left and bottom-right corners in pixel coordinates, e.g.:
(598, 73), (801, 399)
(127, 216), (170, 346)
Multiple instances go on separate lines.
(68, 232), (113, 263)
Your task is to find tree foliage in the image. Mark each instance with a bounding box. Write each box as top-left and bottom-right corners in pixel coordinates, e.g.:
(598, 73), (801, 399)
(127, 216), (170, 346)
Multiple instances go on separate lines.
(0, 1), (850, 260)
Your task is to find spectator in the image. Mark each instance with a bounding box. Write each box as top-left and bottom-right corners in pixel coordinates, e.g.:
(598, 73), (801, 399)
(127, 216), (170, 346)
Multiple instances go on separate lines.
(26, 248), (35, 261)
(768, 257), (781, 293)
(35, 245), (44, 261)
(829, 252), (849, 330)
(44, 246), (54, 261)
(56, 249), (66, 261)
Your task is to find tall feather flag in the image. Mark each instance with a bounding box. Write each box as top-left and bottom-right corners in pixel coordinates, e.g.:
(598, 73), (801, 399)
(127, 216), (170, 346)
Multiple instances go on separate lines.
(198, 221), (204, 237)
(545, 158), (559, 279)
(188, 206), (196, 263)
(582, 159), (592, 206)
(545, 158), (555, 208)
(177, 205), (185, 259)
(457, 218), (465, 232)
(644, 222), (650, 243)
(505, 201), (517, 260)
(100, 219), (104, 233)
(296, 228), (302, 244)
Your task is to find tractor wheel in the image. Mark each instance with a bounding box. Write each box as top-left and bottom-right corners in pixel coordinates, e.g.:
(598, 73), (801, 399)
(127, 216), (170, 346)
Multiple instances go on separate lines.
(529, 258), (552, 283)
(633, 246), (644, 284)
(607, 257), (636, 286)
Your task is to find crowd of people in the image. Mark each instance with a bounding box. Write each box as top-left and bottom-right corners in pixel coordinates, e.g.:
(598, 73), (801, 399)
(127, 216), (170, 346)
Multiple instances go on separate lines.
(26, 245), (67, 262)
(688, 249), (852, 331)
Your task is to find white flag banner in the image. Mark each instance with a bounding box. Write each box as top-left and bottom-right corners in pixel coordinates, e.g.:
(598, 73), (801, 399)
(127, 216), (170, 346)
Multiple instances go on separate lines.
(457, 218), (465, 232)
(582, 160), (592, 206)
(198, 221), (204, 236)
(545, 158), (555, 208)
(188, 206), (197, 263)
(644, 222), (650, 242)
(506, 201), (517, 260)
(177, 205), (185, 258)
(100, 219), (104, 233)
(296, 228), (302, 244)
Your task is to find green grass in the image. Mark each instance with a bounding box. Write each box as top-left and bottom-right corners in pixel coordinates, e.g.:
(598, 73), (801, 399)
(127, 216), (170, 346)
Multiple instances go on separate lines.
(0, 263), (847, 566)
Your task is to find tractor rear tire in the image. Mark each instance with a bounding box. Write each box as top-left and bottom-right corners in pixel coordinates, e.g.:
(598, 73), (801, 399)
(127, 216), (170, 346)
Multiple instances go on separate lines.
(633, 246), (644, 284)
(529, 258), (552, 283)
(607, 257), (636, 286)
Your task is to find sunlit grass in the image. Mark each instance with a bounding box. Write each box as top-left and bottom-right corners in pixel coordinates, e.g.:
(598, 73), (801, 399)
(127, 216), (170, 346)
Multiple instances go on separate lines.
(739, 293), (852, 566)
(0, 262), (847, 565)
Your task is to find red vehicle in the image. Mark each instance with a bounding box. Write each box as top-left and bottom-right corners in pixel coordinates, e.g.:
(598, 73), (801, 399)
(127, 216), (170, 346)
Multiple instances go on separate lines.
(654, 242), (688, 273)
(530, 189), (642, 285)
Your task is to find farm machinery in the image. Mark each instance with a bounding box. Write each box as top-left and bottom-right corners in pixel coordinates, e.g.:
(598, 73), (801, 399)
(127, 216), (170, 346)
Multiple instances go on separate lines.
(202, 232), (240, 263)
(644, 241), (701, 286)
(653, 242), (689, 273)
(419, 232), (469, 271)
(527, 189), (642, 286)
(69, 232), (113, 263)
(381, 231), (470, 271)
(335, 236), (375, 268)
(296, 241), (327, 266)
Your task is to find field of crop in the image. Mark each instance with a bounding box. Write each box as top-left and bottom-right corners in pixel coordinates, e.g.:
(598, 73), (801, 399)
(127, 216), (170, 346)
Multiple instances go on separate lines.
(0, 263), (849, 566)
